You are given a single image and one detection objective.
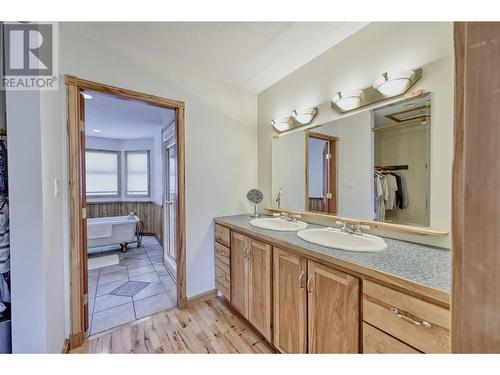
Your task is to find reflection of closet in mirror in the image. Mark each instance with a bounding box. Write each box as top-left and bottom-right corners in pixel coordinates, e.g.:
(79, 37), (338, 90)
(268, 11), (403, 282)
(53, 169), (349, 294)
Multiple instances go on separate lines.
(373, 94), (431, 226)
(306, 132), (337, 214)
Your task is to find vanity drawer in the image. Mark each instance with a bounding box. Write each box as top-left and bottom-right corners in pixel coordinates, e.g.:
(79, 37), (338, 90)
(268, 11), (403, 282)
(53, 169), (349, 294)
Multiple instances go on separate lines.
(215, 266), (230, 300)
(215, 224), (231, 247)
(362, 280), (450, 353)
(215, 242), (230, 274)
(363, 322), (420, 353)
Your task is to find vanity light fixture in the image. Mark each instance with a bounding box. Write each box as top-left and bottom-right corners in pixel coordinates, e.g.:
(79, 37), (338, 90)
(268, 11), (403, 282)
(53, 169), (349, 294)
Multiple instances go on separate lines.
(373, 70), (416, 96)
(331, 68), (422, 114)
(81, 92), (93, 100)
(271, 107), (318, 133)
(291, 107), (318, 125)
(332, 90), (363, 112)
(271, 117), (293, 132)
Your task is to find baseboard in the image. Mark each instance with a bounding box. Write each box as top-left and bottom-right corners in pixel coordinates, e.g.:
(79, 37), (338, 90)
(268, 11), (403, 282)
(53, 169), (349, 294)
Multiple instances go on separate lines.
(62, 339), (71, 354)
(186, 289), (217, 306)
(69, 332), (84, 351)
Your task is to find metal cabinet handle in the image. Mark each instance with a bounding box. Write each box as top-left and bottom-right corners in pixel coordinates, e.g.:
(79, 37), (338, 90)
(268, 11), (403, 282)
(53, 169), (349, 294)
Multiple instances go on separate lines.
(306, 274), (313, 294)
(390, 307), (432, 328)
(298, 270), (305, 290)
(216, 249), (225, 255)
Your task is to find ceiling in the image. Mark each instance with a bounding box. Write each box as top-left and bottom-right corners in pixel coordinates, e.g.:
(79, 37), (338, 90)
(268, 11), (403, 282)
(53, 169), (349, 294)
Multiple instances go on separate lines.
(84, 90), (176, 139)
(373, 94), (431, 127)
(61, 22), (368, 93)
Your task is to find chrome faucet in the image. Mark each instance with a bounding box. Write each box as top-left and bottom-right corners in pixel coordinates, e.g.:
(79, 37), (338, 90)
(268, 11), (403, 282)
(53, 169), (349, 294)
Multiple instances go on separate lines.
(336, 221), (367, 235)
(275, 189), (283, 209)
(128, 211), (137, 220)
(280, 212), (299, 222)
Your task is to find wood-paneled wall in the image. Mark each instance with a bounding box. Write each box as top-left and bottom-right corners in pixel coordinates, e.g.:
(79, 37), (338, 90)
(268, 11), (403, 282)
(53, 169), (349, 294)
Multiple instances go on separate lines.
(308, 198), (328, 213)
(87, 201), (163, 245)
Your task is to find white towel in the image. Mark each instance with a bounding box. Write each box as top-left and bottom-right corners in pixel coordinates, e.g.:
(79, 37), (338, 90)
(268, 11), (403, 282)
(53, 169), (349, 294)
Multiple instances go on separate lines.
(87, 222), (113, 239)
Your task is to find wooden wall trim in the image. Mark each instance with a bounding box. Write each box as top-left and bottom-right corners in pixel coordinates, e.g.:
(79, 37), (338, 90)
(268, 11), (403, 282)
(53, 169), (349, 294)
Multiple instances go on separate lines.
(66, 81), (85, 350)
(176, 104), (187, 309)
(264, 206), (448, 237)
(451, 21), (466, 354)
(64, 75), (184, 109)
(451, 22), (500, 353)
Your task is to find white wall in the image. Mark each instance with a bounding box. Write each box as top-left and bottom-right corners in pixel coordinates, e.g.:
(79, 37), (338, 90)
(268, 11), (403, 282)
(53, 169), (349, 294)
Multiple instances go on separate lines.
(86, 136), (162, 205)
(308, 138), (327, 198)
(271, 111), (373, 219)
(7, 88), (66, 353)
(271, 131), (305, 211)
(316, 111), (374, 219)
(259, 22), (454, 248)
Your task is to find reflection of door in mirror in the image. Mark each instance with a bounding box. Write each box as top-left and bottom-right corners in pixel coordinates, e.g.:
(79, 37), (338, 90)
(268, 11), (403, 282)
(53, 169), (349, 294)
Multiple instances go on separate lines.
(373, 94), (431, 226)
(306, 132), (338, 214)
(162, 125), (177, 278)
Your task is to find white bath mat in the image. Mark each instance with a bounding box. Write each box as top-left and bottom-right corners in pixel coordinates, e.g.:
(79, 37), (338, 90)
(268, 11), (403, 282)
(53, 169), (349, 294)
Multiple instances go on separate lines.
(88, 254), (119, 271)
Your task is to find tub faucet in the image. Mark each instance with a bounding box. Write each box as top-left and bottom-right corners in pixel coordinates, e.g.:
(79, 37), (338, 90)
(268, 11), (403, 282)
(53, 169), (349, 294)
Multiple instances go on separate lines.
(128, 211), (137, 220)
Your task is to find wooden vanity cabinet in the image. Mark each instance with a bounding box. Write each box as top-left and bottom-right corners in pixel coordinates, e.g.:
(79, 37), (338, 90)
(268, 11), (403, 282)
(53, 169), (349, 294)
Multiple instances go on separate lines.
(273, 248), (308, 353)
(362, 280), (450, 353)
(273, 247), (360, 353)
(215, 221), (449, 354)
(230, 231), (248, 315)
(307, 260), (359, 353)
(230, 231), (272, 341)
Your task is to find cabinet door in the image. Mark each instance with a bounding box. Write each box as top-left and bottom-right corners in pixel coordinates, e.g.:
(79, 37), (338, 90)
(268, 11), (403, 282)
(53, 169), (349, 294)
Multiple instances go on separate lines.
(273, 248), (307, 353)
(307, 260), (359, 353)
(248, 239), (272, 341)
(230, 231), (249, 317)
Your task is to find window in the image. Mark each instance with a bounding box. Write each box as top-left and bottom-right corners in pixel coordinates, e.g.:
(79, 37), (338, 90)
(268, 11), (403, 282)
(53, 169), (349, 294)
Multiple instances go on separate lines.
(86, 150), (120, 198)
(125, 150), (150, 197)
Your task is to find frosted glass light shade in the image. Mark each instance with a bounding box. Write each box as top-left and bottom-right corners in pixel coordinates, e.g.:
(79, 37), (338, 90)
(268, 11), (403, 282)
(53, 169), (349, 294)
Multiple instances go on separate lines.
(332, 90), (363, 111)
(292, 107), (318, 125)
(373, 71), (416, 96)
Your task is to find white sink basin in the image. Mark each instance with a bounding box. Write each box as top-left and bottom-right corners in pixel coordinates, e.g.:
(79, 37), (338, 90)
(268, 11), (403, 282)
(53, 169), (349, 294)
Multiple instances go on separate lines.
(250, 217), (308, 232)
(297, 228), (387, 252)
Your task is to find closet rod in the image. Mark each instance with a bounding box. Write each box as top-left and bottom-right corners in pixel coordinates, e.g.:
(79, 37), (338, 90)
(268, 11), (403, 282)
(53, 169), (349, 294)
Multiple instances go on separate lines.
(375, 165), (408, 171)
(373, 115), (429, 132)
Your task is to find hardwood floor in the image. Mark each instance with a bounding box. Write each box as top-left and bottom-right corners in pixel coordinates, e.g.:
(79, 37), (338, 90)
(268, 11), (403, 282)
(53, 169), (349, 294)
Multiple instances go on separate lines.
(71, 297), (275, 354)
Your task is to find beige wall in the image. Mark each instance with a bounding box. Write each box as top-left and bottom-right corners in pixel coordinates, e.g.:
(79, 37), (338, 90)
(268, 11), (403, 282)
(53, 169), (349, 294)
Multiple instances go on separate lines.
(258, 22), (454, 247)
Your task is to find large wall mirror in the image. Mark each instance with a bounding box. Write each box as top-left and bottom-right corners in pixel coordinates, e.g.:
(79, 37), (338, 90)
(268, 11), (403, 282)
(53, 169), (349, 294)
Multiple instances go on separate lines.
(272, 93), (431, 227)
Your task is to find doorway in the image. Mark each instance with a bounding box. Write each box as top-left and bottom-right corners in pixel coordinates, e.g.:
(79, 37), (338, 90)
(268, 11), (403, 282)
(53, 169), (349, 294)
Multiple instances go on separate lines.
(305, 131), (338, 214)
(65, 76), (186, 349)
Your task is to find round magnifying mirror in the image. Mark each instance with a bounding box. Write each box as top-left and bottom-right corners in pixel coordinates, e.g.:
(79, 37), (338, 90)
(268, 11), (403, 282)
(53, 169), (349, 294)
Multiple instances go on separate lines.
(247, 189), (263, 217)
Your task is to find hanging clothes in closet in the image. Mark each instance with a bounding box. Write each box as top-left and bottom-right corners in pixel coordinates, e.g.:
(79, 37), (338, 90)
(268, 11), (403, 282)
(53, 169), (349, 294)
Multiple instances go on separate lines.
(374, 168), (409, 221)
(374, 171), (388, 221)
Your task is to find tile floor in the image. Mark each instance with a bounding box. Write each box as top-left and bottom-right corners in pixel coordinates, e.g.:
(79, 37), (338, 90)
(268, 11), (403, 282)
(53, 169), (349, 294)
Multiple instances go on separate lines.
(87, 236), (177, 335)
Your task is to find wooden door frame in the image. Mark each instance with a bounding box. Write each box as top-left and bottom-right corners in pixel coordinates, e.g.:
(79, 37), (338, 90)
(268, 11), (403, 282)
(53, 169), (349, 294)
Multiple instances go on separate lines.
(305, 131), (338, 214)
(452, 22), (500, 353)
(65, 75), (187, 349)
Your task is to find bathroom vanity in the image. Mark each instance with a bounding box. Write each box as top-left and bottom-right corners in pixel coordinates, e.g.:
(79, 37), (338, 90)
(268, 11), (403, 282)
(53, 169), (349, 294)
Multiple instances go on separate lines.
(213, 215), (450, 354)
